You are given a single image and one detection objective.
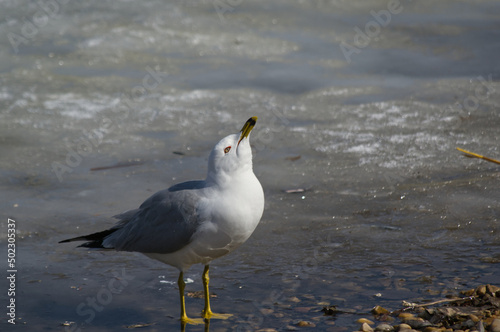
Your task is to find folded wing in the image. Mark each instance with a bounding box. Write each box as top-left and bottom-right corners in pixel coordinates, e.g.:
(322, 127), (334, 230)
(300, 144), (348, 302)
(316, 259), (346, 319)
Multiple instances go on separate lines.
(59, 182), (207, 254)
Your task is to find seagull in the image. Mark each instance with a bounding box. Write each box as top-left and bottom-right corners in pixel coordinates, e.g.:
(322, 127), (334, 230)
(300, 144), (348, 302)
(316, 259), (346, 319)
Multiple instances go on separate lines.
(60, 117), (265, 325)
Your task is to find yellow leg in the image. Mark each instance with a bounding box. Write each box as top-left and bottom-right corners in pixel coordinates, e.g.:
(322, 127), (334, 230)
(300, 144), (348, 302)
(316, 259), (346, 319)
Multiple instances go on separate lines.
(201, 265), (232, 320)
(178, 271), (204, 325)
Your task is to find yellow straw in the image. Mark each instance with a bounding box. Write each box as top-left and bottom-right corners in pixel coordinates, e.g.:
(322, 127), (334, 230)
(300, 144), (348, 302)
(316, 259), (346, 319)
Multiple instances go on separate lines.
(456, 147), (500, 165)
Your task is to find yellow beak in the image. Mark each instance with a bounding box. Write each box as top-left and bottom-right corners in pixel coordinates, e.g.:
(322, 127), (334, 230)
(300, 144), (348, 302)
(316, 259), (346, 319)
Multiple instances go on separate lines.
(237, 116), (257, 147)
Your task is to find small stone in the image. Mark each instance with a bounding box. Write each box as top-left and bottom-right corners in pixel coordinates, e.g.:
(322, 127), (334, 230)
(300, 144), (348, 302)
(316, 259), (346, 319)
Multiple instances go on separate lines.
(468, 314), (480, 323)
(437, 307), (457, 317)
(404, 317), (432, 329)
(289, 296), (301, 303)
(357, 318), (375, 325)
(360, 322), (374, 332)
(418, 309), (433, 320)
(375, 323), (394, 332)
(463, 319), (475, 328)
(414, 307), (426, 315)
(397, 323), (412, 331)
(372, 305), (390, 315)
(423, 327), (442, 332)
(296, 320), (315, 327)
(398, 313), (415, 320)
(490, 318), (500, 332)
(487, 284), (500, 296)
(476, 285), (487, 296)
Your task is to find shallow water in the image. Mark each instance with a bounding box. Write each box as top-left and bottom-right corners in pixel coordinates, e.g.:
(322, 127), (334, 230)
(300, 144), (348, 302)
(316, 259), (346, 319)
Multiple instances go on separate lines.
(1, 0), (500, 331)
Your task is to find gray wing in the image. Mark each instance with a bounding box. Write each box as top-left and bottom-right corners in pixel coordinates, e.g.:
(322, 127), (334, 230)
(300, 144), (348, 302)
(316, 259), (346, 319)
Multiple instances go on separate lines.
(102, 182), (206, 254)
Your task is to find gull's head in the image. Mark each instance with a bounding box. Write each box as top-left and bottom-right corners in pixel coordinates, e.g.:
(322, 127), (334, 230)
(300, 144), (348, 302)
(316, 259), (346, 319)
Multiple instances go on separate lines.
(207, 117), (257, 185)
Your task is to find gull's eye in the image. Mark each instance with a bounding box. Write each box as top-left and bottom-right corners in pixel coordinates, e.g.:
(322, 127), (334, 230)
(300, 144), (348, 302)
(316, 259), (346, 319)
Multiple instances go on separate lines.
(224, 146), (231, 154)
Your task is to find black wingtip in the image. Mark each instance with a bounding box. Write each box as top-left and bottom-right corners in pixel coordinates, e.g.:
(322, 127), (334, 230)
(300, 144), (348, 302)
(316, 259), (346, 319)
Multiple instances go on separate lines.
(58, 228), (118, 248)
(77, 241), (108, 249)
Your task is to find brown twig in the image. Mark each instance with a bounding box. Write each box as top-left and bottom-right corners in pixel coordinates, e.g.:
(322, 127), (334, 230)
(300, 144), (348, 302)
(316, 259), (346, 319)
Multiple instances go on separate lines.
(456, 147), (500, 165)
(402, 296), (474, 309)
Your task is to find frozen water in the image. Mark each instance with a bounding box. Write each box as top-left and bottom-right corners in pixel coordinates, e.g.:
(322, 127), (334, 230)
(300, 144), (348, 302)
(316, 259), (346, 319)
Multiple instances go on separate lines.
(1, 0), (499, 330)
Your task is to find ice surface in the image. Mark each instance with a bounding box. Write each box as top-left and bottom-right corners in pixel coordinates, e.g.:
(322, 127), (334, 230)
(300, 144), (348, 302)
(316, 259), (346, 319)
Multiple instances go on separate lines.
(1, 0), (499, 330)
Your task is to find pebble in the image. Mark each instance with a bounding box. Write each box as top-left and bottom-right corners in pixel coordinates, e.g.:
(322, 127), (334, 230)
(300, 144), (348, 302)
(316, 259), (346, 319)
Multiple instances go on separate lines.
(476, 285), (487, 296)
(422, 327), (442, 332)
(404, 317), (432, 329)
(372, 305), (390, 315)
(375, 323), (394, 332)
(398, 313), (415, 320)
(357, 318), (375, 325)
(360, 322), (374, 332)
(346, 284), (500, 332)
(462, 319), (475, 328)
(397, 323), (412, 331)
(486, 284), (500, 296)
(296, 320), (315, 327)
(490, 318), (500, 332)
